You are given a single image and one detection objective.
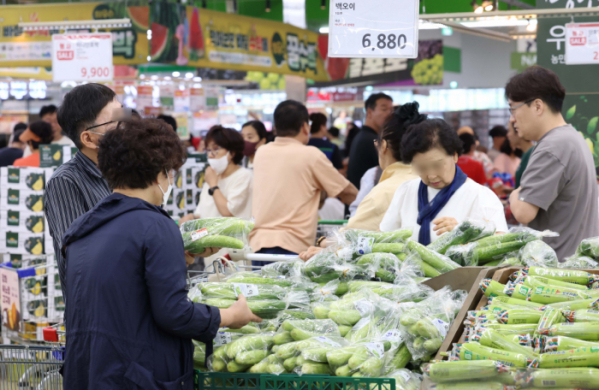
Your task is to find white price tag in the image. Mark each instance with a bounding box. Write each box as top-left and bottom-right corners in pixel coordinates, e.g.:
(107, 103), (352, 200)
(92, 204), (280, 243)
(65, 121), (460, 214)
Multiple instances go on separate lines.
(191, 228), (209, 242)
(356, 237), (374, 255)
(328, 0), (419, 58)
(315, 336), (341, 348)
(565, 23), (599, 65)
(432, 318), (450, 337)
(232, 283), (259, 298)
(214, 332), (232, 346)
(382, 329), (402, 343)
(337, 247), (353, 262)
(52, 33), (114, 82)
(366, 342), (385, 358)
(354, 300), (373, 317)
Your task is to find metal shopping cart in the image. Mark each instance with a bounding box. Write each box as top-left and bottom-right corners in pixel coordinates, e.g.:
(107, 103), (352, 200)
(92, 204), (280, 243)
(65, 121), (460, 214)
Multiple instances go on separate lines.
(0, 343), (64, 390)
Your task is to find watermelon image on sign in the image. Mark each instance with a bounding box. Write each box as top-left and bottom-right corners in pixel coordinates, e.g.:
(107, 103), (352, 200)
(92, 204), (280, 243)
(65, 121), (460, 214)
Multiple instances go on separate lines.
(151, 22), (170, 62)
(127, 6), (149, 33)
(188, 7), (205, 60)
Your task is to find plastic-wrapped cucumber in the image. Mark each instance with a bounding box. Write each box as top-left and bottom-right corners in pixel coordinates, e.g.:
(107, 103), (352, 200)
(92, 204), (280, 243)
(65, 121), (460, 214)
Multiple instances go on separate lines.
(458, 342), (535, 368)
(200, 282), (286, 300)
(205, 298), (286, 319)
(406, 240), (460, 273)
(559, 255), (598, 270)
(472, 240), (530, 265)
(577, 236), (599, 259)
(539, 335), (599, 353)
(424, 360), (508, 383)
(540, 322), (599, 340)
(524, 266), (595, 286)
(386, 369), (421, 390)
(528, 367), (599, 388)
(563, 309), (599, 322)
(427, 219), (493, 255)
(225, 275), (293, 287)
(344, 229), (412, 244)
(539, 346), (599, 368)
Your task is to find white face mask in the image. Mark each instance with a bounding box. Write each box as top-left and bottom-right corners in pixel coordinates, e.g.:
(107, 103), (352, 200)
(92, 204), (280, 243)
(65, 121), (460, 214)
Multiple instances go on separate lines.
(158, 168), (173, 207)
(208, 152), (230, 175)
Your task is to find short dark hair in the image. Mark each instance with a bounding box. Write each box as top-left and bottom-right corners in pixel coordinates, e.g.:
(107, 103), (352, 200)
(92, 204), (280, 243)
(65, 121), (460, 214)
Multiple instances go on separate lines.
(39, 105), (57, 119)
(28, 121), (54, 150)
(131, 109), (141, 120)
(328, 127), (340, 138)
(13, 122), (27, 134)
(459, 133), (476, 154)
(401, 119), (463, 164)
(365, 93), (393, 112)
(204, 126), (245, 165)
(489, 125), (508, 138)
(242, 120), (268, 141)
(274, 100), (309, 137)
(505, 65), (566, 114)
(157, 114), (177, 132)
(309, 113), (327, 134)
(57, 83), (116, 149)
(98, 119), (185, 190)
(381, 102), (427, 162)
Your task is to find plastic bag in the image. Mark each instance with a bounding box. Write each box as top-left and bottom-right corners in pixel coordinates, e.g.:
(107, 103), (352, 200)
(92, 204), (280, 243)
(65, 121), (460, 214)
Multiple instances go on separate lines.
(344, 228), (413, 245)
(577, 236), (599, 260)
(427, 219), (496, 255)
(302, 251), (371, 283)
(328, 289), (383, 327)
(326, 341), (388, 377)
(261, 260), (305, 279)
(208, 332), (275, 373)
(519, 240), (558, 268)
(405, 240), (461, 276)
(560, 255), (598, 269)
(387, 369), (421, 390)
(309, 280), (342, 302)
(180, 217), (254, 253)
(199, 282), (287, 301)
(399, 286), (467, 360)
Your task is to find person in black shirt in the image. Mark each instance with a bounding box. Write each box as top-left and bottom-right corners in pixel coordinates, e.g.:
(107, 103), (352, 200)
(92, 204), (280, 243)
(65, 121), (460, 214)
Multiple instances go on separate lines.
(0, 123), (27, 167)
(307, 113), (344, 170)
(347, 93), (394, 188)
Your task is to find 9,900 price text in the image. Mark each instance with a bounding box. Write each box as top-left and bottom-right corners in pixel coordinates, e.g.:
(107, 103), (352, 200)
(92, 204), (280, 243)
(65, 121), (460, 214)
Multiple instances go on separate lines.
(81, 67), (111, 78)
(362, 33), (407, 50)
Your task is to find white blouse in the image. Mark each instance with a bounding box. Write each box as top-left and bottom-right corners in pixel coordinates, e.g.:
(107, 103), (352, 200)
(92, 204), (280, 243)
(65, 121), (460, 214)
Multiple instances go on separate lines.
(380, 178), (508, 242)
(194, 167), (253, 219)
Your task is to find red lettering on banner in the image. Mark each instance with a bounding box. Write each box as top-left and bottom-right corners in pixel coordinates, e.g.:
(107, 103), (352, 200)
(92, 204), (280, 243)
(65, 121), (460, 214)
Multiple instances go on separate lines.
(57, 51), (74, 60)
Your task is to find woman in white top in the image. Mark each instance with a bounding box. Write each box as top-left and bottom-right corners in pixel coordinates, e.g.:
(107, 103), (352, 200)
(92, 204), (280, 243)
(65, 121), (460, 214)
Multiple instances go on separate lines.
(182, 126), (253, 222)
(380, 119), (507, 244)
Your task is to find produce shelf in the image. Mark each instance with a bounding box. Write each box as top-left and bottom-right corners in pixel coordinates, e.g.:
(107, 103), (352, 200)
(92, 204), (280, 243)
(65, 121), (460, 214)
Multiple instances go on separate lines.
(194, 371), (396, 390)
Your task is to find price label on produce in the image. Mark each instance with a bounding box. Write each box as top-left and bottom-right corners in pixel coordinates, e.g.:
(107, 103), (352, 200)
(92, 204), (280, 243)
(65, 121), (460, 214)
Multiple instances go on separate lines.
(315, 336), (341, 347)
(382, 329), (402, 343)
(366, 342), (385, 358)
(565, 23), (599, 65)
(432, 318), (449, 338)
(52, 33), (114, 82)
(214, 332), (232, 346)
(232, 283), (259, 298)
(328, 0), (419, 58)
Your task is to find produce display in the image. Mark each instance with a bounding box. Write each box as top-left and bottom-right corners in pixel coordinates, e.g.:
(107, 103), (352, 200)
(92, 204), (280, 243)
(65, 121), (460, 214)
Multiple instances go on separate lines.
(180, 217), (254, 254)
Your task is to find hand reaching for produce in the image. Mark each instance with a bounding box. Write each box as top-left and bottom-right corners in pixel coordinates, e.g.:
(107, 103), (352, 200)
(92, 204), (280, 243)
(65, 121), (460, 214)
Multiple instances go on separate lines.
(432, 217), (458, 236)
(299, 246), (323, 261)
(184, 251), (196, 266)
(205, 167), (218, 187)
(219, 294), (262, 329)
(188, 247), (220, 258)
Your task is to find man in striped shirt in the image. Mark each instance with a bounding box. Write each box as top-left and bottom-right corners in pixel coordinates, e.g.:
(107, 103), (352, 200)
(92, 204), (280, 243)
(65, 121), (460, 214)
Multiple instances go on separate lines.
(45, 83), (122, 296)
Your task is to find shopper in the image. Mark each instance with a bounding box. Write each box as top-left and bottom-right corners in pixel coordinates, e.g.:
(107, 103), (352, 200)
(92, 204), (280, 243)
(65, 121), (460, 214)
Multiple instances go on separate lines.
(157, 114), (178, 132)
(348, 167), (380, 217)
(457, 133), (487, 185)
(41, 104), (75, 147)
(343, 122), (359, 158)
(507, 122), (535, 188)
(346, 102), (424, 231)
(0, 123), (26, 167)
(493, 138), (521, 178)
(13, 121), (53, 167)
(507, 66), (599, 259)
(61, 119), (259, 390)
(487, 125), (508, 161)
(45, 83), (125, 295)
(251, 100), (357, 264)
(241, 120), (269, 169)
(457, 126), (494, 177)
(308, 113), (344, 170)
(380, 119), (507, 244)
(347, 93), (393, 188)
(328, 126), (344, 148)
(192, 126), (252, 220)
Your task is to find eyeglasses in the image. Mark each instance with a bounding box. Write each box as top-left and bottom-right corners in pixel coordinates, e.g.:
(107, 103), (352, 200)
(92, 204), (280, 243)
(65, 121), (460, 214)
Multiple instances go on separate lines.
(86, 121), (122, 136)
(206, 146), (223, 157)
(509, 99), (535, 115)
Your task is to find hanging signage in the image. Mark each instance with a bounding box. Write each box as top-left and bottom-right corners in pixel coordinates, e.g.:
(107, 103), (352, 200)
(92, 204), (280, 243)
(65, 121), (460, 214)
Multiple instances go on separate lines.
(0, 268), (20, 333)
(52, 33), (113, 82)
(328, 0), (419, 58)
(565, 23), (599, 65)
(190, 88), (206, 112)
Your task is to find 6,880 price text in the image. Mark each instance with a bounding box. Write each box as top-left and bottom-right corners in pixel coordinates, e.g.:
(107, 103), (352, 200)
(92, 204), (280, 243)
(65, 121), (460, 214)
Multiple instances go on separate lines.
(81, 67), (111, 79)
(362, 33), (407, 51)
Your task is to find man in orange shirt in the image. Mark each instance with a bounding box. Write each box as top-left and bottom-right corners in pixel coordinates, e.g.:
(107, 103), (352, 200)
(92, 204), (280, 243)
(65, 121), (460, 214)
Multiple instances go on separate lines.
(13, 121), (53, 167)
(251, 100), (358, 265)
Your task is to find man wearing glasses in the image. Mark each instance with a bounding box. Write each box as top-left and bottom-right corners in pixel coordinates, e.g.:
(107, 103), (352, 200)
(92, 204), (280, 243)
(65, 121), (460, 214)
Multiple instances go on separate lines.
(507, 66), (598, 260)
(45, 83), (127, 296)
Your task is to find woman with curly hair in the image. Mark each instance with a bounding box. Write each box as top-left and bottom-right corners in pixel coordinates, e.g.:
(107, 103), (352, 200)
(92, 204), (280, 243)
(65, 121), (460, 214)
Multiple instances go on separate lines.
(380, 118), (508, 245)
(60, 119), (260, 390)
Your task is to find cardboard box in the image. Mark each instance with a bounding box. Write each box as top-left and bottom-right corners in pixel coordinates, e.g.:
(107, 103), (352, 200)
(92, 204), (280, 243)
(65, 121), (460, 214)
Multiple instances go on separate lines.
(39, 144), (78, 167)
(0, 210), (45, 233)
(0, 167), (52, 191)
(0, 188), (45, 211)
(0, 231), (46, 255)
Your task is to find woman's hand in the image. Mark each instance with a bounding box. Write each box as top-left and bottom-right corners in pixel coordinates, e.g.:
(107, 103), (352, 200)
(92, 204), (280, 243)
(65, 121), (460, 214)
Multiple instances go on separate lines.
(179, 214), (196, 224)
(187, 247), (220, 258)
(184, 251), (196, 266)
(219, 294), (262, 329)
(205, 167), (218, 187)
(432, 217), (458, 236)
(299, 246), (323, 261)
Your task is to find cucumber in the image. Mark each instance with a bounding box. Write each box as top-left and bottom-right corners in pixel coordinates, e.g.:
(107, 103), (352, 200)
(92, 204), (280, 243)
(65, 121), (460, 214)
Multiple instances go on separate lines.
(283, 357), (298, 372)
(301, 363), (332, 375)
(473, 240), (531, 265)
(226, 335), (274, 359)
(274, 331), (294, 345)
(406, 240), (459, 273)
(335, 364), (353, 377)
(225, 276), (293, 287)
(227, 360), (251, 373)
(387, 345), (411, 372)
(212, 358), (227, 372)
(328, 310), (362, 326)
(183, 232), (244, 253)
(474, 231), (537, 248)
(371, 243), (405, 254)
(235, 350), (269, 365)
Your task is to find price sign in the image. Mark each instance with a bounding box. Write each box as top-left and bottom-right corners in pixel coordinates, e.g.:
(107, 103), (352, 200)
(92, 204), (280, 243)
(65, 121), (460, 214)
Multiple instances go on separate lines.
(232, 283), (259, 298)
(328, 0), (419, 58)
(52, 33), (113, 82)
(565, 23), (599, 65)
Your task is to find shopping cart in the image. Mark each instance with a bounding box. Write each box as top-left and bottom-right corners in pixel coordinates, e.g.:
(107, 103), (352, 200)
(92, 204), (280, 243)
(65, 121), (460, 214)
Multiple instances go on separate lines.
(0, 344), (64, 390)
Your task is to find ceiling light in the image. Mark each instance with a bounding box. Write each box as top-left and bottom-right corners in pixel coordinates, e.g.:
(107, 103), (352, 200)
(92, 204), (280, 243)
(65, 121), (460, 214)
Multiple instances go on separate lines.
(185, 72), (194, 78)
(485, 4), (494, 11)
(140, 74), (146, 79)
(193, 77), (202, 82)
(319, 26), (329, 34)
(151, 75), (158, 80)
(172, 71), (181, 77)
(474, 6), (484, 13)
(147, 56), (151, 61)
(164, 76), (172, 81)
(419, 20), (444, 30)
(526, 19), (538, 32)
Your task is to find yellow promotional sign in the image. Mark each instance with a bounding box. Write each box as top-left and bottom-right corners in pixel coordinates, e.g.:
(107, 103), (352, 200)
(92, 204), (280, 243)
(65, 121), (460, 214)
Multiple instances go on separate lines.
(0, 2), (148, 67)
(149, 5), (330, 82)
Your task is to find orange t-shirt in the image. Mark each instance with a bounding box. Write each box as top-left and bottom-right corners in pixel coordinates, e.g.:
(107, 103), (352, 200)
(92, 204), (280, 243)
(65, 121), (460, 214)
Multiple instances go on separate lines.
(12, 153), (40, 167)
(250, 137), (350, 254)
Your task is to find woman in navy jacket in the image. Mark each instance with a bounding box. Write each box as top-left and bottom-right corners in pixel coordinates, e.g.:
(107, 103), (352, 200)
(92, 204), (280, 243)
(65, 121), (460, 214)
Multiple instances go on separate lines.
(61, 118), (260, 390)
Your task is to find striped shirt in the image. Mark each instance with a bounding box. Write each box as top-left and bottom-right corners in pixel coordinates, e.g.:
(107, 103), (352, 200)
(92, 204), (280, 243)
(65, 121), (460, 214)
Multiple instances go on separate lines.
(44, 151), (111, 296)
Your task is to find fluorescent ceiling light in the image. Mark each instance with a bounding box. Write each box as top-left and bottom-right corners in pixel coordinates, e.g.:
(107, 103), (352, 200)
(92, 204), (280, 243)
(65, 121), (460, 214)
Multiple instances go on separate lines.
(319, 27), (329, 34)
(419, 20), (444, 30)
(461, 18), (529, 28)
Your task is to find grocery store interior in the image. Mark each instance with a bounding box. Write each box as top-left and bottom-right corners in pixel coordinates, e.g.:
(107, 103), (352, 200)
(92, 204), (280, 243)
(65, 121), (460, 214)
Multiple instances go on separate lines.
(1, 0), (599, 389)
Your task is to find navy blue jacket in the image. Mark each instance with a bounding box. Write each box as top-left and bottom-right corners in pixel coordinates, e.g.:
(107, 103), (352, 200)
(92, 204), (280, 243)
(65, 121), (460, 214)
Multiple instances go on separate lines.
(62, 193), (220, 390)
